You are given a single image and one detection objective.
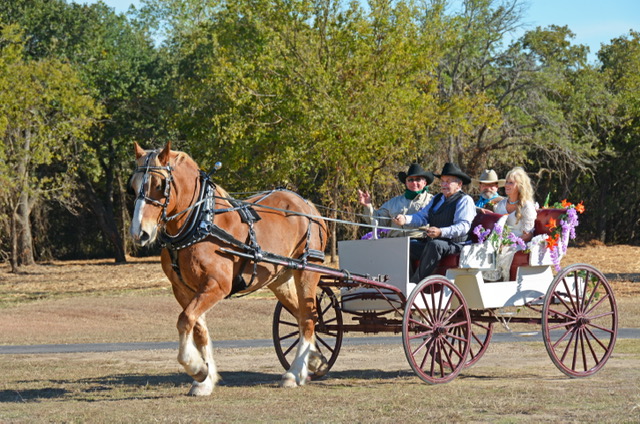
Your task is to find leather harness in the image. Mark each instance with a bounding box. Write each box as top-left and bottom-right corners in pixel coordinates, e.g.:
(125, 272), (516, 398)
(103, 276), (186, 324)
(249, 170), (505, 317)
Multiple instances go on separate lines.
(133, 161), (325, 297)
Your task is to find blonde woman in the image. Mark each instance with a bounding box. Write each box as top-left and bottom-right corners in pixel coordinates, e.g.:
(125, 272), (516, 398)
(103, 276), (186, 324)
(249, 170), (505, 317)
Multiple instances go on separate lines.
(492, 167), (536, 280)
(493, 167), (536, 242)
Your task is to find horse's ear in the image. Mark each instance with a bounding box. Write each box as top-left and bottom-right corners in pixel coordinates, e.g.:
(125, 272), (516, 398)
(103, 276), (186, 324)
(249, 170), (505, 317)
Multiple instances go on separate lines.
(134, 142), (146, 159)
(158, 141), (172, 165)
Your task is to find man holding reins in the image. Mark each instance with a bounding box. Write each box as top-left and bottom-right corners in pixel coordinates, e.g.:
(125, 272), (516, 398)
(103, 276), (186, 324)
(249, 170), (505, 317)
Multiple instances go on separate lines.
(393, 163), (476, 283)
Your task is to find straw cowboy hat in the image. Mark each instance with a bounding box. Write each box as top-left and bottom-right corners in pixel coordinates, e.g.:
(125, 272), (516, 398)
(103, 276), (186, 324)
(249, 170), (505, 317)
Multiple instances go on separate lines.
(434, 162), (472, 185)
(474, 169), (505, 187)
(397, 163), (435, 185)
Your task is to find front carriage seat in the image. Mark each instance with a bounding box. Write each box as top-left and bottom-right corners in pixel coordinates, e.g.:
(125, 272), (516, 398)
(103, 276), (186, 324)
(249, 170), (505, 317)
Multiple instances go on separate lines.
(432, 210), (503, 276)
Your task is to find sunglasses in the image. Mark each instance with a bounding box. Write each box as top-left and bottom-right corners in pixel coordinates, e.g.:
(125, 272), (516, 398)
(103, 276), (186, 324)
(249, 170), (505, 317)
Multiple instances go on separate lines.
(406, 177), (425, 183)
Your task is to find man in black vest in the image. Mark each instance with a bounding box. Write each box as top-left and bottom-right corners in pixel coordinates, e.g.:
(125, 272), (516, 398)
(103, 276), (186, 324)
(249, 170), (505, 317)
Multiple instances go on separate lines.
(393, 163), (476, 283)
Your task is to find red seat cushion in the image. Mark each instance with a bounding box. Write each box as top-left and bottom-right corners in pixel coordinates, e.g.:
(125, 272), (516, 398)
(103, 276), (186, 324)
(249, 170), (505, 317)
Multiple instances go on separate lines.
(433, 253), (460, 276)
(469, 211), (503, 243)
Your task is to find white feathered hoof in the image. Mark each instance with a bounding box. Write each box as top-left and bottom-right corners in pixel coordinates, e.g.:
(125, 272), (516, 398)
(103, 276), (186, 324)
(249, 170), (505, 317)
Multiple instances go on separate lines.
(279, 372), (299, 388)
(188, 376), (214, 396)
(308, 351), (329, 378)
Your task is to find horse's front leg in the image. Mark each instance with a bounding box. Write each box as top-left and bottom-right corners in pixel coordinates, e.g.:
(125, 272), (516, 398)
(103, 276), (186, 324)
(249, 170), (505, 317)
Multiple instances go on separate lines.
(177, 292), (224, 396)
(185, 316), (219, 396)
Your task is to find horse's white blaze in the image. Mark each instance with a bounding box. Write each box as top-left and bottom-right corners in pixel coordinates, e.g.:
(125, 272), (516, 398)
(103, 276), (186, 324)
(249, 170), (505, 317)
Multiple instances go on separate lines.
(130, 198), (144, 240)
(130, 197), (157, 245)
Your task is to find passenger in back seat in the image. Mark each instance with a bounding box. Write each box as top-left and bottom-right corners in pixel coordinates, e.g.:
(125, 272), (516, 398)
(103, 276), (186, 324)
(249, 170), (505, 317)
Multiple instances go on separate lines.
(493, 167), (536, 242)
(492, 166), (537, 280)
(358, 163), (435, 261)
(473, 169), (505, 212)
(392, 163), (476, 283)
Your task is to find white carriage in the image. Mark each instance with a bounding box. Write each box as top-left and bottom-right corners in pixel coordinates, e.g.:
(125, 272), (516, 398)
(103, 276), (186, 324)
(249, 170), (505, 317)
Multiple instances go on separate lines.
(272, 209), (619, 384)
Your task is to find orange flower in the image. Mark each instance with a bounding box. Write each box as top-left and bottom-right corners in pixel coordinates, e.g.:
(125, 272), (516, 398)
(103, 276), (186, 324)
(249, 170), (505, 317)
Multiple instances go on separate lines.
(575, 201), (585, 214)
(546, 234), (559, 250)
(561, 199), (572, 208)
(545, 218), (557, 230)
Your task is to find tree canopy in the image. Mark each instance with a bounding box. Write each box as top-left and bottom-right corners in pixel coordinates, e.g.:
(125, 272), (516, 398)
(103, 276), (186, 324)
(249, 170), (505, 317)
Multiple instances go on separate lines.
(0, 0), (638, 266)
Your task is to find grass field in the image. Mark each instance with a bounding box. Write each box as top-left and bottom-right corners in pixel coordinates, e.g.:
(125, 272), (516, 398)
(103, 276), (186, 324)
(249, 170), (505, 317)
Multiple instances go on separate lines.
(0, 244), (639, 423)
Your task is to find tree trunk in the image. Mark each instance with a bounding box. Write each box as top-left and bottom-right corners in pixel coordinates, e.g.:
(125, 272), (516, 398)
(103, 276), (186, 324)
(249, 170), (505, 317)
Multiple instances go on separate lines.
(16, 188), (35, 266)
(9, 213), (18, 273)
(596, 172), (609, 243)
(80, 172), (127, 263)
(14, 127), (35, 266)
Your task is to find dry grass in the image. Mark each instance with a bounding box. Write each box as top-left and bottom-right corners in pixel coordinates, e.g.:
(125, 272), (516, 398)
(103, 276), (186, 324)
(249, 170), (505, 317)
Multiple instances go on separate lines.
(0, 341), (639, 423)
(0, 245), (639, 422)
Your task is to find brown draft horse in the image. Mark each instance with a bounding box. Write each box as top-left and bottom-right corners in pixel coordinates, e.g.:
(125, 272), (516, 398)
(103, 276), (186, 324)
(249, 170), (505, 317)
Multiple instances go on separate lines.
(129, 142), (328, 395)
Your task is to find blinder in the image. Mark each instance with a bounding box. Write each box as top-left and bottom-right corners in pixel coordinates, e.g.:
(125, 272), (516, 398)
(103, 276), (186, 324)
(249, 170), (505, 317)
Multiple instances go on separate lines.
(131, 150), (174, 221)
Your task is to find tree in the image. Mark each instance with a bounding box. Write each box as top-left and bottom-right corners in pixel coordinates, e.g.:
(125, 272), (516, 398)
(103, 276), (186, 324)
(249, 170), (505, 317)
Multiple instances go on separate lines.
(1, 0), (172, 262)
(0, 24), (102, 271)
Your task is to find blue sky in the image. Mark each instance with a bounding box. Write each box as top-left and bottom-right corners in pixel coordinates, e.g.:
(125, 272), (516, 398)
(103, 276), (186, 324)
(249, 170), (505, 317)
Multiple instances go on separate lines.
(87, 0), (638, 62)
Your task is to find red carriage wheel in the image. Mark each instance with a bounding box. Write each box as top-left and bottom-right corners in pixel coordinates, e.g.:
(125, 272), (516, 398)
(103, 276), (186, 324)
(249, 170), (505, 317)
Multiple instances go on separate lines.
(461, 315), (494, 368)
(272, 286), (343, 379)
(402, 276), (471, 384)
(542, 264), (618, 378)
(441, 315), (493, 369)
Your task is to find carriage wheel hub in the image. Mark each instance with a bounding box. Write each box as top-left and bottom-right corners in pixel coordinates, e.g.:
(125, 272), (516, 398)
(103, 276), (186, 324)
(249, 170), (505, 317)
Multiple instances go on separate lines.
(578, 316), (590, 326)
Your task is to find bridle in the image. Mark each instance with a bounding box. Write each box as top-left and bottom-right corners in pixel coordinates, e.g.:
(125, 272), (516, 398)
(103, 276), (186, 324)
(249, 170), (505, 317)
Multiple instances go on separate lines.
(131, 150), (174, 223)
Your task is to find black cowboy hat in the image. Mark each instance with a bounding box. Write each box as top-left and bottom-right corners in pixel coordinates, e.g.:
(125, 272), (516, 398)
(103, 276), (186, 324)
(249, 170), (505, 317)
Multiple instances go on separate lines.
(397, 163), (435, 185)
(435, 162), (472, 185)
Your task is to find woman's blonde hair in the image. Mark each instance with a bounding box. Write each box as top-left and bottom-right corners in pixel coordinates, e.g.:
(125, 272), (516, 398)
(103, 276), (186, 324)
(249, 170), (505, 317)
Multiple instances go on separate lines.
(505, 167), (534, 223)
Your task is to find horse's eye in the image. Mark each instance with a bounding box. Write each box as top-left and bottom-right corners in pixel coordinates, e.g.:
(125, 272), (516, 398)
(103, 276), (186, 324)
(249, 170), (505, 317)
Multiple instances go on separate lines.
(126, 175), (136, 196)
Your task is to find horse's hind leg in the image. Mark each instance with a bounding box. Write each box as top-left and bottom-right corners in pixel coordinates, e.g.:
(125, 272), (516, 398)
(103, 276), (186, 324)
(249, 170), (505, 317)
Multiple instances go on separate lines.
(276, 271), (321, 388)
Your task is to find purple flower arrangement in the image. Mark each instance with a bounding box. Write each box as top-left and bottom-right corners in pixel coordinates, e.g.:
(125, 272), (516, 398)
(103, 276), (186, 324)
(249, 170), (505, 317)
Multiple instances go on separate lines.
(472, 223), (526, 254)
(361, 228), (391, 240)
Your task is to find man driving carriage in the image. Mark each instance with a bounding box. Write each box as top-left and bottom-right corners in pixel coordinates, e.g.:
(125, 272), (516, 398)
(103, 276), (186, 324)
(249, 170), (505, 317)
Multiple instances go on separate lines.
(393, 163), (476, 283)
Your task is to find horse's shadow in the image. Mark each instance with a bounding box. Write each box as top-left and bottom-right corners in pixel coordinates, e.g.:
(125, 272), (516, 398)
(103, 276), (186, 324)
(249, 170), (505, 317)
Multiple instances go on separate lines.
(0, 369), (418, 402)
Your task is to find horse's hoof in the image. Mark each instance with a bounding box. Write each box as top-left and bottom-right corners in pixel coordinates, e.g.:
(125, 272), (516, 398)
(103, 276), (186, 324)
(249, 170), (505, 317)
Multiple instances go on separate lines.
(188, 378), (214, 396)
(308, 352), (329, 378)
(279, 373), (298, 388)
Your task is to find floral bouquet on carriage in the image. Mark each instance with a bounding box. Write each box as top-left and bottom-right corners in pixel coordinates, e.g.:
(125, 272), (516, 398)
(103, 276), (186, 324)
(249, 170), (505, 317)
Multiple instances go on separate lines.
(470, 198), (585, 279)
(539, 198), (585, 271)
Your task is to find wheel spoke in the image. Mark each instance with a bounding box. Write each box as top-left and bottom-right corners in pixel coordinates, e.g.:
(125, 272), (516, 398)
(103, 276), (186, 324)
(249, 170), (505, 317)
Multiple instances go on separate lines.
(558, 327), (577, 362)
(584, 325), (613, 351)
(282, 337), (299, 357)
(562, 277), (580, 313)
(315, 334), (335, 354)
(583, 293), (610, 317)
(442, 335), (465, 362)
(579, 271), (590, 313)
(278, 319), (299, 328)
(582, 328), (601, 365)
(279, 330), (300, 342)
(408, 317), (434, 333)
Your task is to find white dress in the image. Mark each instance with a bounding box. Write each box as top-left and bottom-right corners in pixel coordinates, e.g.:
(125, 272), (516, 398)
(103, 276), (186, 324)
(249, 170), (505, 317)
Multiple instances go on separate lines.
(493, 199), (537, 280)
(493, 199), (536, 236)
